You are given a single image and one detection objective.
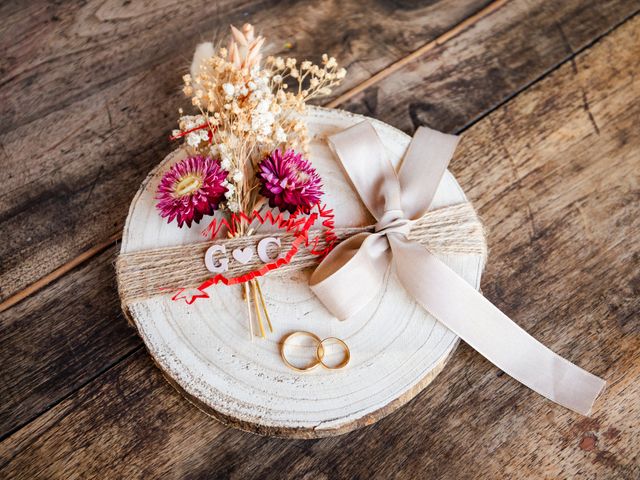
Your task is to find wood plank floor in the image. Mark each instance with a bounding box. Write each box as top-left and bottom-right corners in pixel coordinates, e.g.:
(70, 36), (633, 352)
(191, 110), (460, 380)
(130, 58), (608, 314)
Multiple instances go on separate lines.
(1, 0), (639, 478)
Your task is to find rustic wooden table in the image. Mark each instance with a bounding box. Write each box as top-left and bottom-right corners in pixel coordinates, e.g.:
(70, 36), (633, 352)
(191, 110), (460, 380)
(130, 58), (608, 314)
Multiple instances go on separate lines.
(1, 0), (638, 478)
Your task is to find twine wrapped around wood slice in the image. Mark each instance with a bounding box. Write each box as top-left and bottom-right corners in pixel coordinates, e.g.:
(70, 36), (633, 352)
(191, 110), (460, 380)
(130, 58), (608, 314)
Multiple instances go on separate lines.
(116, 202), (486, 306)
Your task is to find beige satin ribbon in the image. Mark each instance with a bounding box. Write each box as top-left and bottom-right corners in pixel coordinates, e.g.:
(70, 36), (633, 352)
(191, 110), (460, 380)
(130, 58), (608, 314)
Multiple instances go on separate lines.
(309, 121), (606, 416)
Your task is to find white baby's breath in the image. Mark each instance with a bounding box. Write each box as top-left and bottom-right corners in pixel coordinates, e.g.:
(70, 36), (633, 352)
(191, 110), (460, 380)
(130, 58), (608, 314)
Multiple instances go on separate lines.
(275, 126), (287, 143)
(232, 169), (244, 182)
(222, 83), (235, 97)
(220, 158), (232, 170)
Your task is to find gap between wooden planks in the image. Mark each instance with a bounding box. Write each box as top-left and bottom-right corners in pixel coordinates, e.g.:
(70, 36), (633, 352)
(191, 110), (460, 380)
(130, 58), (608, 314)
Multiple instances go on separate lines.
(0, 0), (507, 314)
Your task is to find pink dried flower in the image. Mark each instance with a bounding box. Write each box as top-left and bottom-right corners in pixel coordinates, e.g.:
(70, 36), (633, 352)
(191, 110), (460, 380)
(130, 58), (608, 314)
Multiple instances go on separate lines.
(156, 156), (228, 227)
(257, 149), (323, 213)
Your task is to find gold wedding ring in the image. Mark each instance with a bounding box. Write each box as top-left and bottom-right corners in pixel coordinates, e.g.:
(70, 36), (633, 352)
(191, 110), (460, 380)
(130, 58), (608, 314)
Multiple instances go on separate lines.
(316, 337), (350, 370)
(280, 331), (350, 372)
(280, 331), (323, 372)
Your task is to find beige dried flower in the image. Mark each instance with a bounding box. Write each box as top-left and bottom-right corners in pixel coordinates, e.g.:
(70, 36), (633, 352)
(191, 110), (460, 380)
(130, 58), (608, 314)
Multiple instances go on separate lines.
(173, 23), (347, 216)
(228, 24), (265, 71)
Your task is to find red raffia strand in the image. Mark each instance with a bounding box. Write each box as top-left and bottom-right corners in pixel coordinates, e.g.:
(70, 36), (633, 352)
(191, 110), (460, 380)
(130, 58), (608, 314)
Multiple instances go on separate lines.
(172, 213), (318, 304)
(201, 203), (337, 256)
(169, 123), (215, 143)
(172, 203), (337, 304)
(305, 202), (337, 257)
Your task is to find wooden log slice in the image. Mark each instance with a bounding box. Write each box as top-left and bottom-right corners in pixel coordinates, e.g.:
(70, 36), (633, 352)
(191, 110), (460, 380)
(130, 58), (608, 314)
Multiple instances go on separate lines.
(118, 106), (486, 438)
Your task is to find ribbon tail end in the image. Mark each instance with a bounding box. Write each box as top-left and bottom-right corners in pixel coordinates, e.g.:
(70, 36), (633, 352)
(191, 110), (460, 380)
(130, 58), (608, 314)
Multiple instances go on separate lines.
(579, 377), (607, 417)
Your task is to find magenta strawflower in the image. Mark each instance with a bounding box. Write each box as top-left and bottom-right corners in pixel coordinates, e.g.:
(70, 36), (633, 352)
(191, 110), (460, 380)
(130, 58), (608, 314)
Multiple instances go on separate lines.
(156, 155), (228, 227)
(257, 149), (323, 213)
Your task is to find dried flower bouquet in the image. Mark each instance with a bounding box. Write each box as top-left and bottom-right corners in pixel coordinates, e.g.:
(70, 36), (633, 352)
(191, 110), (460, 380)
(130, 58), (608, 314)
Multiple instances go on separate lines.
(155, 24), (346, 338)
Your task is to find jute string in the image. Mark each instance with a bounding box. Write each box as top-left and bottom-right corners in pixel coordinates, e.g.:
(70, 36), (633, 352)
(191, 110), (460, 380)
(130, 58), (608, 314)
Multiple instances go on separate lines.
(116, 202), (486, 305)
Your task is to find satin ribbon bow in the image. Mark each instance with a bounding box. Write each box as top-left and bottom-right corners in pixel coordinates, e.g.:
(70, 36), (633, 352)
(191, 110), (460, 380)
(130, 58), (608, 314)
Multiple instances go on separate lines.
(309, 121), (605, 416)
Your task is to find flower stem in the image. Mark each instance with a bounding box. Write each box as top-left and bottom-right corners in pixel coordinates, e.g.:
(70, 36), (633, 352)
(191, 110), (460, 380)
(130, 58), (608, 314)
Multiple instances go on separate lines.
(251, 280), (266, 338)
(255, 280), (274, 332)
(243, 282), (254, 341)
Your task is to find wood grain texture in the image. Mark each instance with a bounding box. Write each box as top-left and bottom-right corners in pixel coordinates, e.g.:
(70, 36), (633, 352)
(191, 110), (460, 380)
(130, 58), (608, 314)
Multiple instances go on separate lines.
(3, 0), (638, 306)
(0, 0), (492, 303)
(0, 0), (637, 460)
(342, 0), (640, 133)
(0, 0), (491, 132)
(2, 11), (638, 478)
(0, 247), (140, 438)
(0, 0), (523, 440)
(117, 107), (485, 437)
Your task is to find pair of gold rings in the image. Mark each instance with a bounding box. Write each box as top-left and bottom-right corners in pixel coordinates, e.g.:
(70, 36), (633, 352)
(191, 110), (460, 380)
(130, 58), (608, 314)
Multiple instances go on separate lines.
(280, 331), (350, 372)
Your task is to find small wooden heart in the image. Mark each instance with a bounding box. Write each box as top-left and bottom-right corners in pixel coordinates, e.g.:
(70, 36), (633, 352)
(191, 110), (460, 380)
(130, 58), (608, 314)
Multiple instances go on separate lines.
(232, 246), (254, 264)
